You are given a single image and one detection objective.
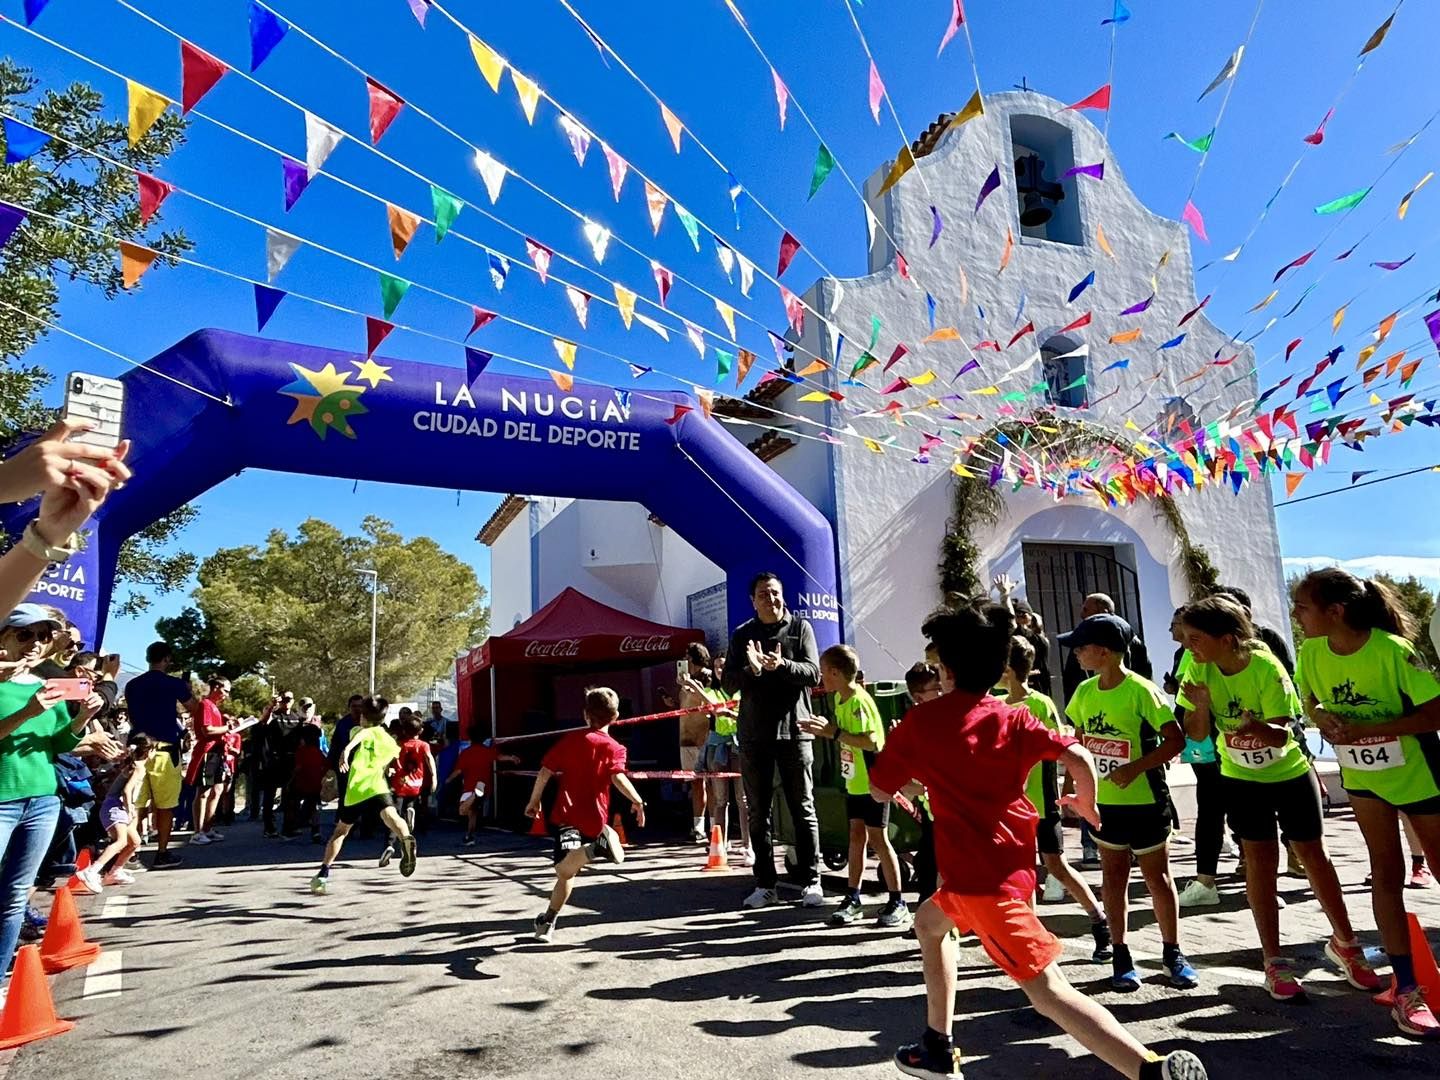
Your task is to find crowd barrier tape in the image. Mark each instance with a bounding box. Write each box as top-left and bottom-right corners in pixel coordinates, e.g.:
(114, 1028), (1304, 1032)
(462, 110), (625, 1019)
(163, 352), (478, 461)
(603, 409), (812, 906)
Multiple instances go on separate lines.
(499, 769), (741, 780)
(490, 698), (739, 746)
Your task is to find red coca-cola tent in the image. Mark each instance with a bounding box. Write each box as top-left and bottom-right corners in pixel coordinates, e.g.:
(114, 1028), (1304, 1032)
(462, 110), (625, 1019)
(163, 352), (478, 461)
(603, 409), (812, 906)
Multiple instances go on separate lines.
(455, 587), (705, 746)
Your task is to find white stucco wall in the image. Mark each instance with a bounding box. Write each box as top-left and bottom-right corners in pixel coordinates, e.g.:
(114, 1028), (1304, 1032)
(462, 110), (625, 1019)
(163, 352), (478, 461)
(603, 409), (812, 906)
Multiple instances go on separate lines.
(488, 507), (533, 632)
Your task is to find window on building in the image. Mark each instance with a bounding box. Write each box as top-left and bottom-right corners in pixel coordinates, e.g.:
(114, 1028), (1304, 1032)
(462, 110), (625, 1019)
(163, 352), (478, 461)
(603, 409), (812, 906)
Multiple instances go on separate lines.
(1009, 114), (1083, 246)
(1041, 333), (1087, 409)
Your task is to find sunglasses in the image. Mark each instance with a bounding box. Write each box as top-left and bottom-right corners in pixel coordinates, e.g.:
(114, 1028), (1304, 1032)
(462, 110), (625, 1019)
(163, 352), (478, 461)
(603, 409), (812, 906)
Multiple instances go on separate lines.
(8, 626), (54, 644)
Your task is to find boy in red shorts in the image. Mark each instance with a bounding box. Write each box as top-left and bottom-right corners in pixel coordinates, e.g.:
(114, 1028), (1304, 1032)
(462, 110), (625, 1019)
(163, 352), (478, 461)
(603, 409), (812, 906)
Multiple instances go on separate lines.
(524, 688), (647, 944)
(869, 602), (1206, 1080)
(446, 725), (519, 845)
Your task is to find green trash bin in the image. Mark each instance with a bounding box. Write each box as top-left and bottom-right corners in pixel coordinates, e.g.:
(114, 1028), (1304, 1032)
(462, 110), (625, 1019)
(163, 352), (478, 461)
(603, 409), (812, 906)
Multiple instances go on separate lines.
(772, 683), (921, 887)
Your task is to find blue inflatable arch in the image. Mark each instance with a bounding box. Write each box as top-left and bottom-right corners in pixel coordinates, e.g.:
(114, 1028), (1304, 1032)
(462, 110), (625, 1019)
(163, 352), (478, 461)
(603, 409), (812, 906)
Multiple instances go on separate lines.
(9, 330), (841, 649)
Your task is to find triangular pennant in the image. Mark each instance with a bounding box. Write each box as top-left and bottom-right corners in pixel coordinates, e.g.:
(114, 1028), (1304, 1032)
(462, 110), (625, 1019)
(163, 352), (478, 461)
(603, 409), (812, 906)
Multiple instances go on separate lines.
(365, 316), (395, 358)
(878, 145), (915, 196)
(614, 283), (637, 328)
(777, 231), (801, 277)
(602, 143), (628, 200)
(254, 283), (286, 330)
(951, 89), (983, 128)
(1067, 83), (1111, 111)
(1284, 472), (1304, 496)
(488, 252), (510, 291)
(557, 114), (591, 166)
(1096, 223), (1116, 258)
(998, 228), (1014, 272)
(645, 181), (668, 234)
(736, 348), (757, 385)
(1060, 311), (1092, 333)
(465, 347), (492, 384)
(1359, 13), (1394, 56)
(2, 119), (47, 164)
(265, 228), (301, 281)
(715, 348), (735, 382)
(281, 156), (310, 210)
(473, 150), (507, 203)
(665, 405), (693, 426)
(511, 70), (541, 124)
(1181, 200), (1208, 243)
(1199, 46), (1243, 101)
(684, 321), (706, 358)
(136, 173), (174, 225)
(737, 253), (755, 297)
(467, 306), (496, 339)
(386, 203), (421, 260)
(771, 67), (789, 130)
(552, 370), (574, 392)
(525, 238), (553, 283)
(582, 219), (611, 263)
(126, 80), (169, 146)
(469, 36), (506, 92)
(809, 143), (836, 200)
(366, 78), (404, 144)
(565, 287), (590, 329)
(180, 41), (228, 114)
(868, 60), (885, 123)
(553, 338), (577, 370)
(431, 187), (462, 241)
(378, 272), (410, 319)
(714, 299), (737, 339)
(660, 103), (684, 152)
(695, 388), (715, 419)
(779, 285), (805, 336)
(248, 0), (288, 71)
(119, 241), (159, 289)
(304, 112), (343, 178)
(674, 204), (701, 251)
(651, 261), (674, 306)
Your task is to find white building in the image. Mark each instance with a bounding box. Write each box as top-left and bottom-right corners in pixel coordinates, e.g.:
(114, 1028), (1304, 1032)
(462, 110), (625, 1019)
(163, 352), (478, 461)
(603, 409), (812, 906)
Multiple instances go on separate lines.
(480, 91), (1289, 698)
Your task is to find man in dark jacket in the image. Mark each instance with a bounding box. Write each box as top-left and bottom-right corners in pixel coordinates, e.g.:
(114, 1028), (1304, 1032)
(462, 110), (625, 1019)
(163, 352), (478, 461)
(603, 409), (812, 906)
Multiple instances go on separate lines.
(1060, 593), (1152, 702)
(723, 572), (824, 910)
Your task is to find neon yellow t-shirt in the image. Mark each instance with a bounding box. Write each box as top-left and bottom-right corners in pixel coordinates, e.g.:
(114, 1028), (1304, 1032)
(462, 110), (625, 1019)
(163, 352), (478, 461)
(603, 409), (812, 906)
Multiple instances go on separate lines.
(343, 726), (400, 806)
(1178, 649), (1308, 783)
(703, 687), (738, 738)
(1296, 631), (1440, 804)
(1019, 691), (1061, 810)
(1065, 672), (1175, 806)
(834, 686), (885, 797)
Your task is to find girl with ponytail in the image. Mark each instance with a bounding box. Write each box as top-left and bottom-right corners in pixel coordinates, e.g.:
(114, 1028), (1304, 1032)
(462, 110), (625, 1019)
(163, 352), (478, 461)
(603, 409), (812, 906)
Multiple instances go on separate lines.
(1178, 596), (1376, 1004)
(1293, 568), (1440, 1037)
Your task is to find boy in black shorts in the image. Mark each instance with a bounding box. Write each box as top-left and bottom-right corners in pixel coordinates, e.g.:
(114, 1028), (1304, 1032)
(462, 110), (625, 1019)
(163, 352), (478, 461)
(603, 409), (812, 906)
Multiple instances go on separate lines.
(1062, 615), (1197, 992)
(525, 688), (646, 943)
(311, 698), (417, 894)
(802, 645), (910, 930)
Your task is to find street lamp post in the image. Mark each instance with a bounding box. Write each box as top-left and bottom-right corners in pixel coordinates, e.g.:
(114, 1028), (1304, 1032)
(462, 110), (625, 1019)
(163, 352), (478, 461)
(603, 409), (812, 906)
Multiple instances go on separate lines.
(356, 568), (378, 697)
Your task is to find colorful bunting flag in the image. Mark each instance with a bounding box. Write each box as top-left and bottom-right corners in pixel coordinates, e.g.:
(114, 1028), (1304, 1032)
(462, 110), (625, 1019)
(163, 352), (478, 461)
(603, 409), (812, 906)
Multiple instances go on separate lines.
(488, 252), (509, 291)
(675, 204), (701, 251)
(1102, 0), (1131, 25)
(1198, 46), (1243, 101)
(365, 316), (394, 358)
(180, 42), (227, 114)
(1068, 271), (1095, 303)
(1332, 304), (1347, 334)
(644, 181), (667, 234)
(387, 204), (421, 259)
(660, 103), (684, 152)
(366, 78), (404, 144)
(777, 231), (801, 277)
(868, 61), (885, 123)
(937, 0), (965, 55)
(998, 229), (1013, 272)
(1120, 294), (1153, 316)
(1007, 322), (1034, 348)
(379, 272), (410, 318)
(1159, 334), (1187, 350)
(614, 284), (636, 329)
(136, 173), (174, 225)
(1359, 13), (1394, 57)
(469, 36), (505, 92)
(1399, 172), (1434, 219)
(473, 150), (507, 203)
(126, 81), (168, 146)
(779, 284), (805, 335)
(809, 143), (836, 200)
(431, 187), (462, 241)
(467, 306), (496, 339)
(798, 358), (829, 377)
(684, 320), (706, 358)
(1179, 295), (1210, 325)
(465, 347), (492, 384)
(1181, 200), (1208, 242)
(304, 112), (342, 178)
(1063, 162), (1105, 181)
(1284, 473), (1304, 496)
(975, 165), (1001, 213)
(553, 338), (577, 370)
(652, 261), (673, 306)
(254, 283), (285, 330)
(1248, 289), (1278, 313)
(1096, 223), (1116, 258)
(884, 344), (910, 371)
(1109, 327), (1143, 344)
(565, 286), (590, 329)
(714, 299), (737, 339)
(1314, 187), (1370, 215)
(557, 114), (591, 166)
(265, 228), (300, 281)
(715, 348), (735, 382)
(511, 70), (541, 124)
(524, 238), (553, 283)
(552, 370), (574, 393)
(1285, 338), (1302, 362)
(736, 348), (757, 385)
(878, 146), (916, 196)
(1273, 249), (1315, 282)
(602, 143), (627, 200)
(1303, 108), (1333, 146)
(950, 89), (984, 129)
(248, 1), (287, 71)
(1060, 311), (1092, 333)
(281, 156), (310, 211)
(737, 253), (755, 297)
(1067, 84), (1112, 111)
(1372, 254), (1414, 271)
(930, 206), (943, 248)
(1164, 128), (1215, 153)
(1, 119), (46, 165)
(771, 67), (789, 130)
(23, 0), (50, 24)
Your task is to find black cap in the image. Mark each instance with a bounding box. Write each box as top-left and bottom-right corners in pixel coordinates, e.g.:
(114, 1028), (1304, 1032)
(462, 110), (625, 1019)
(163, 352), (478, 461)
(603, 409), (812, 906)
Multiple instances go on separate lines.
(1057, 614), (1132, 654)
(1012, 598), (1033, 615)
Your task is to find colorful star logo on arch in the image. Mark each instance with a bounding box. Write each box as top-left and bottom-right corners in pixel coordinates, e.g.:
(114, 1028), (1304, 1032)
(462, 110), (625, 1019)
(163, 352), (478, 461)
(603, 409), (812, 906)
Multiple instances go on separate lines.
(278, 359), (391, 439)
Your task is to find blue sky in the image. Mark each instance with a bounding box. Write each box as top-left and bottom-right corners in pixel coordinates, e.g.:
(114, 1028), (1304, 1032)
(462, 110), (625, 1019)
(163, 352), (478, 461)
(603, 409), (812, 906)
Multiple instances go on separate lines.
(5, 0), (1440, 663)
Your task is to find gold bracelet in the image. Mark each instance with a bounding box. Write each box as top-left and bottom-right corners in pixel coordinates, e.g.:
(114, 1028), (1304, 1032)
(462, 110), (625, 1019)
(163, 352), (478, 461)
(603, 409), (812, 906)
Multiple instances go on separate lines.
(20, 521), (79, 563)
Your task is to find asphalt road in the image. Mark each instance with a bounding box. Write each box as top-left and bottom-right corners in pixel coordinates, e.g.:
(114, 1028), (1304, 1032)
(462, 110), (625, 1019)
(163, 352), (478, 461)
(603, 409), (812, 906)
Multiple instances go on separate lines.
(5, 808), (1440, 1079)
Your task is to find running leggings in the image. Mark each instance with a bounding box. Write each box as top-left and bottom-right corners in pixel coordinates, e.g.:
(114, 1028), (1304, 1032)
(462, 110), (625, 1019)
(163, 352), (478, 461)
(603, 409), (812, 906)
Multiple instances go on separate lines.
(1192, 760), (1227, 877)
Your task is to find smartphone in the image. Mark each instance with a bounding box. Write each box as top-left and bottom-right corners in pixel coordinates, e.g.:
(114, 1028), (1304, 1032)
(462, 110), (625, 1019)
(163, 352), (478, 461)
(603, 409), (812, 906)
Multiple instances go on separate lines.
(45, 678), (92, 701)
(675, 660), (688, 684)
(61, 372), (125, 449)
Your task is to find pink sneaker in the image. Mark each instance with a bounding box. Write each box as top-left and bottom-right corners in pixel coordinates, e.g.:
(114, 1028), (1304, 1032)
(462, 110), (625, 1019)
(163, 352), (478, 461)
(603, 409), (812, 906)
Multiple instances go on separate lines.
(1392, 986), (1440, 1039)
(1409, 862), (1434, 889)
(1324, 937), (1382, 991)
(1264, 960), (1306, 1002)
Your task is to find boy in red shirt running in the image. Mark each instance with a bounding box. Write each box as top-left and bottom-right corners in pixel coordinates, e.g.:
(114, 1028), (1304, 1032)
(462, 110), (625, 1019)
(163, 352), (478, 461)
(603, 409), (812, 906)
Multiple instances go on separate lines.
(381, 716), (437, 866)
(447, 725), (519, 845)
(869, 602), (1206, 1080)
(525, 688), (646, 944)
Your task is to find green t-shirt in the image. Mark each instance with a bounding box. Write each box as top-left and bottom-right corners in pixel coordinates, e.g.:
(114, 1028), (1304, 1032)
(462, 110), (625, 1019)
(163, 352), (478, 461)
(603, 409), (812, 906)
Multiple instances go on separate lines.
(1178, 649), (1308, 783)
(703, 687), (738, 738)
(343, 725), (400, 806)
(0, 677), (80, 802)
(1296, 631), (1440, 804)
(1065, 672), (1175, 806)
(1019, 691), (1061, 810)
(834, 686), (884, 797)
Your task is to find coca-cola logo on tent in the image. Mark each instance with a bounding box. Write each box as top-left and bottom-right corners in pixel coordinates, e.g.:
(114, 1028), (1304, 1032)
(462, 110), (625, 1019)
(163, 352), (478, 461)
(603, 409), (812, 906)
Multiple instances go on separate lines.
(523, 638), (582, 658)
(619, 635), (672, 654)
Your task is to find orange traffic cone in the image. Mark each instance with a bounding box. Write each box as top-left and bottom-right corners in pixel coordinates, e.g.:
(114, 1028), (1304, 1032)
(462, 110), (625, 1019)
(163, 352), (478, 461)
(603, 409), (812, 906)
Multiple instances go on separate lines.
(40, 886), (102, 974)
(702, 825), (728, 872)
(64, 848), (92, 893)
(610, 813), (629, 846)
(0, 944), (75, 1050)
(528, 810), (547, 837)
(1408, 912), (1440, 999)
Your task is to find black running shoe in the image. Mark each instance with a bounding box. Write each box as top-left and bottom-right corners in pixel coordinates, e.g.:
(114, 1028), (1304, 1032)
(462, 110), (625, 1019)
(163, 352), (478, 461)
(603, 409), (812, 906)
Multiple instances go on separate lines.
(1160, 1050), (1207, 1079)
(399, 835), (417, 877)
(894, 1039), (962, 1079)
(151, 851), (184, 869)
(534, 912), (555, 943)
(1091, 919), (1113, 962)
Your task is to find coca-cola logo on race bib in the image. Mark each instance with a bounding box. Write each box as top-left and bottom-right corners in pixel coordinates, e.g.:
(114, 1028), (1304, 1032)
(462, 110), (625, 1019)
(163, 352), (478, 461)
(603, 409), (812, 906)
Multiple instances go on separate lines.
(619, 635), (672, 654)
(523, 639), (582, 658)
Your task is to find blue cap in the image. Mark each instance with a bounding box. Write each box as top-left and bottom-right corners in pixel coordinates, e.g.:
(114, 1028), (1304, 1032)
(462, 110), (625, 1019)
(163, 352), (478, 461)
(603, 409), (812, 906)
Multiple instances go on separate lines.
(2, 603), (62, 631)
(1057, 614), (1132, 653)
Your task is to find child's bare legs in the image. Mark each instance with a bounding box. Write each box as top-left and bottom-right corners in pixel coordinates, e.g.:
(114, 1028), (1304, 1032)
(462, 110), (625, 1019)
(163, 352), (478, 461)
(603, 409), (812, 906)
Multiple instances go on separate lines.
(547, 847), (591, 916)
(321, 821), (353, 870)
(1137, 844), (1181, 945)
(464, 798), (479, 838)
(96, 825), (135, 874)
(1020, 964), (1162, 1079)
(914, 898), (959, 1032)
(1291, 837), (1358, 943)
(1352, 798), (1409, 956)
(1243, 839), (1283, 959)
(707, 774), (729, 845)
(869, 824), (902, 893)
(1042, 852), (1102, 918)
(733, 779), (751, 849)
(379, 805), (411, 842)
(846, 818), (867, 891)
(1100, 846), (1132, 945)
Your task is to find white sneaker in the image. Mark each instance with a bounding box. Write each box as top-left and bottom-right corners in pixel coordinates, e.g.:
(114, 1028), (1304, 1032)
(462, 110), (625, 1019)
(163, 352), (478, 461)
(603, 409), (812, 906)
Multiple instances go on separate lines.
(1222, 839), (1240, 859)
(1042, 876), (1066, 903)
(73, 867), (104, 895)
(741, 887), (778, 909)
(1177, 879), (1221, 908)
(739, 847), (756, 868)
(206, 829), (226, 842)
(189, 832), (212, 846)
(102, 868), (136, 886)
(800, 884), (825, 908)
